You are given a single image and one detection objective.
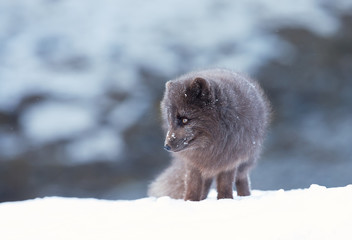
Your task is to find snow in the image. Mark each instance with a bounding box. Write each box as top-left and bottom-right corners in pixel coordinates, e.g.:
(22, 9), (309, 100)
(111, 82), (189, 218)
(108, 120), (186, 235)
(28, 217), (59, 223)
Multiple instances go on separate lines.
(108, 90), (151, 133)
(65, 128), (124, 164)
(0, 185), (351, 240)
(20, 101), (96, 144)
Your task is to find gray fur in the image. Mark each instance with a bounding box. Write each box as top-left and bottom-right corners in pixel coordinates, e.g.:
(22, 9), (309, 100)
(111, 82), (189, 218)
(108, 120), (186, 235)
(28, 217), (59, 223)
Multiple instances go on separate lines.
(148, 69), (271, 200)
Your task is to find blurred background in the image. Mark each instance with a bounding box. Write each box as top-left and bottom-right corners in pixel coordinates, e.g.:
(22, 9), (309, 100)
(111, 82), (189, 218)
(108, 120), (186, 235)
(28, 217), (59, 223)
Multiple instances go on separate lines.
(0, 0), (351, 202)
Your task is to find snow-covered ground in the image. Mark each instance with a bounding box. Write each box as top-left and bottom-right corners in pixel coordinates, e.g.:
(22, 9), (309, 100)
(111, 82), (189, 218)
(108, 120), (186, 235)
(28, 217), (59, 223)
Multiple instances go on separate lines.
(1, 185), (351, 240)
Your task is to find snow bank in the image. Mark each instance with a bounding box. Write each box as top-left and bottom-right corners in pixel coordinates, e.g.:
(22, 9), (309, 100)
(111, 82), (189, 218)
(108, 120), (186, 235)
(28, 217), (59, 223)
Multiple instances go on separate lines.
(0, 185), (351, 240)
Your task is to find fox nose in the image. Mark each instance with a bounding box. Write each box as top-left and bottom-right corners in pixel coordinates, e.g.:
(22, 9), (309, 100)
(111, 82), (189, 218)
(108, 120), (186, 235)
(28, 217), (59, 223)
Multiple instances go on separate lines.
(164, 144), (171, 151)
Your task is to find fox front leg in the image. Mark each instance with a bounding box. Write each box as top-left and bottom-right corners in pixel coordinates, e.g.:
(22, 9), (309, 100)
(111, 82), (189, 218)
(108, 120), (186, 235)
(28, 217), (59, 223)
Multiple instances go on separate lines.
(216, 169), (235, 199)
(200, 178), (213, 200)
(184, 167), (203, 201)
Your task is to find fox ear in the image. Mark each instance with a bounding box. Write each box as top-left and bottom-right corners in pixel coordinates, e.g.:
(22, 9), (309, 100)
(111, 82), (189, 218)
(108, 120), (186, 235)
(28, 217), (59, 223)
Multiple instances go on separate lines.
(190, 77), (210, 98)
(165, 81), (173, 90)
(189, 77), (214, 105)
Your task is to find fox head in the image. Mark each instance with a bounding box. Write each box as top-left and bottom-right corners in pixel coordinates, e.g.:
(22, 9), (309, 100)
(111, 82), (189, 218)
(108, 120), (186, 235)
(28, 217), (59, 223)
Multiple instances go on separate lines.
(161, 77), (219, 152)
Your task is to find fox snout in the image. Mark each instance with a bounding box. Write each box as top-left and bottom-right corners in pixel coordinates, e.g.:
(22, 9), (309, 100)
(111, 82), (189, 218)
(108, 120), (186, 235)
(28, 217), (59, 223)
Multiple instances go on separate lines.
(164, 130), (190, 152)
(164, 131), (178, 152)
(164, 144), (171, 151)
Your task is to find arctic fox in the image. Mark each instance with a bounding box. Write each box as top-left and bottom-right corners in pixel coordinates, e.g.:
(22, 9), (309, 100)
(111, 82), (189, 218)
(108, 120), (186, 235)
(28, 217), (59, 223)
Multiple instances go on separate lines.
(148, 69), (271, 201)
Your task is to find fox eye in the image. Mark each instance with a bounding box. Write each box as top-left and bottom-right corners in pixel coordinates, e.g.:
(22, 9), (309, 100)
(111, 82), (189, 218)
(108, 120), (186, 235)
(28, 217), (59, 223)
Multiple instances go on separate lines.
(177, 115), (189, 126)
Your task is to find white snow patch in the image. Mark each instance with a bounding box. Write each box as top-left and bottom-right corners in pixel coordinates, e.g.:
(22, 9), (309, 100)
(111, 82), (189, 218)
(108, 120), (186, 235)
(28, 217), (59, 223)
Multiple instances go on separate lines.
(21, 101), (96, 144)
(0, 185), (351, 240)
(108, 95), (150, 132)
(65, 128), (124, 164)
